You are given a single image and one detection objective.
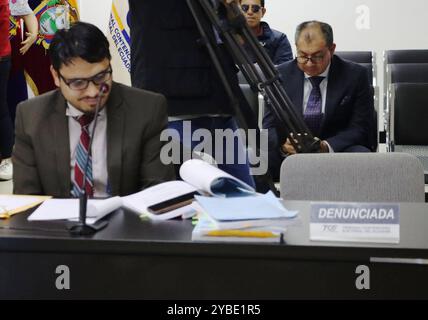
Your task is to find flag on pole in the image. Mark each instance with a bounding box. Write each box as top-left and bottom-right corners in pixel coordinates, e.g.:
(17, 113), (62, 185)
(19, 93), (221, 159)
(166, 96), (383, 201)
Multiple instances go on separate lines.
(24, 0), (79, 95)
(33, 0), (79, 50)
(8, 0), (79, 125)
(108, 0), (131, 85)
(8, 15), (19, 40)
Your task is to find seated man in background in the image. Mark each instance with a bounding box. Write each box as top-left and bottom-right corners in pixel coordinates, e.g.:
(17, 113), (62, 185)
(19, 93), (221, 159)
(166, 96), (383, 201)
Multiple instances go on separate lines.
(263, 20), (375, 180)
(240, 0), (293, 65)
(13, 22), (175, 197)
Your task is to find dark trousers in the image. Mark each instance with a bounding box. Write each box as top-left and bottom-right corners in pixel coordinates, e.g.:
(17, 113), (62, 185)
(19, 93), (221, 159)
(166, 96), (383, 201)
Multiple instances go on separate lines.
(0, 57), (13, 158)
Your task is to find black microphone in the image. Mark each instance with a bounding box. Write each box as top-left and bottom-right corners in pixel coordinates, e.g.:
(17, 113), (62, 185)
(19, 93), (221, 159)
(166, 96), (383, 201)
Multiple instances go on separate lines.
(69, 83), (110, 236)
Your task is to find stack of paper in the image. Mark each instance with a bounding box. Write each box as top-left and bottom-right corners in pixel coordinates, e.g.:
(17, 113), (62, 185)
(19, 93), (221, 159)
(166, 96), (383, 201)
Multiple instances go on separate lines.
(191, 191), (299, 243)
(0, 195), (51, 219)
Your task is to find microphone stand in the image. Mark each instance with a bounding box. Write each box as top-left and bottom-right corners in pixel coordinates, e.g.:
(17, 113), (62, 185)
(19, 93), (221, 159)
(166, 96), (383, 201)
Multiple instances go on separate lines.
(69, 84), (109, 236)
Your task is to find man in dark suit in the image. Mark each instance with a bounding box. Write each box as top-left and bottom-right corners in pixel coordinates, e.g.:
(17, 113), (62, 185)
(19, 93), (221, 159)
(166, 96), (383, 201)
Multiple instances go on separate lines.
(12, 22), (175, 197)
(263, 20), (375, 179)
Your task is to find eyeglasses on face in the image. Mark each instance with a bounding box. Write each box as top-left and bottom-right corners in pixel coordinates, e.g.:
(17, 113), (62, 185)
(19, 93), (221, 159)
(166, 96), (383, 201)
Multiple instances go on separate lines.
(59, 66), (113, 91)
(296, 52), (327, 64)
(241, 4), (262, 13)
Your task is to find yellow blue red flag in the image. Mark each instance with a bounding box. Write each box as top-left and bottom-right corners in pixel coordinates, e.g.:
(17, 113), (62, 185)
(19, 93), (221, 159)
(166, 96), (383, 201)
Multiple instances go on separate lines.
(108, 0), (131, 84)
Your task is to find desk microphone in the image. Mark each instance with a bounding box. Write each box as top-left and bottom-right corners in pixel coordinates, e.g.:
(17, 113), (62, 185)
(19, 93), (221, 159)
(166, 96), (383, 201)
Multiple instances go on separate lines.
(69, 83), (110, 236)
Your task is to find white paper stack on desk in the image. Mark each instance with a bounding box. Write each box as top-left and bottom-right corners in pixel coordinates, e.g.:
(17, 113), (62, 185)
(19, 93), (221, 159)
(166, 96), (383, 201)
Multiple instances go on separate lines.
(192, 191), (299, 243)
(122, 158), (258, 220)
(27, 159), (261, 223)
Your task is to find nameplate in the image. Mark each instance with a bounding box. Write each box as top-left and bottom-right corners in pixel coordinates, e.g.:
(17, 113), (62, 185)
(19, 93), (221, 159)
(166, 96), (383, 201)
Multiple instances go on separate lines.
(310, 202), (400, 244)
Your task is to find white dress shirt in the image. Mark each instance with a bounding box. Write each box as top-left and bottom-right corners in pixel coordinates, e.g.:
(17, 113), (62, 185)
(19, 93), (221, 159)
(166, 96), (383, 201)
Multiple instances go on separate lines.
(66, 103), (109, 197)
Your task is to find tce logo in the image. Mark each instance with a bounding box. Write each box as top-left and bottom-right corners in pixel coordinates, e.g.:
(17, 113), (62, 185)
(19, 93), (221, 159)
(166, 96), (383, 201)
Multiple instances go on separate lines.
(323, 225), (338, 232)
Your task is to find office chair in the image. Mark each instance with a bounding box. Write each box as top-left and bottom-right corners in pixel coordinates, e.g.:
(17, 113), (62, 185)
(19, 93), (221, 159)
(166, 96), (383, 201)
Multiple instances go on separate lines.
(387, 63), (428, 84)
(335, 51), (374, 64)
(383, 50), (428, 129)
(280, 153), (425, 202)
(388, 83), (428, 181)
(384, 49), (428, 65)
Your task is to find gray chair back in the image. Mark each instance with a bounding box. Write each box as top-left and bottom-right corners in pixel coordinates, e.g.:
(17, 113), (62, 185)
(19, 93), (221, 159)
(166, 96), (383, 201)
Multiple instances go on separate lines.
(280, 153), (425, 202)
(388, 63), (428, 84)
(391, 83), (428, 145)
(335, 51), (373, 64)
(385, 50), (428, 64)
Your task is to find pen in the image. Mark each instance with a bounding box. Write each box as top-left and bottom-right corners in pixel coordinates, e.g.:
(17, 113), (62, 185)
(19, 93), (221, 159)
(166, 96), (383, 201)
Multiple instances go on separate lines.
(206, 230), (278, 238)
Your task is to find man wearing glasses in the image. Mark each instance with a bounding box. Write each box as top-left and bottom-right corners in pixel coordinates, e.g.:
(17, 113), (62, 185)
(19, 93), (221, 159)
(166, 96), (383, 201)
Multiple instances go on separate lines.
(263, 21), (375, 179)
(12, 22), (175, 197)
(239, 0), (292, 65)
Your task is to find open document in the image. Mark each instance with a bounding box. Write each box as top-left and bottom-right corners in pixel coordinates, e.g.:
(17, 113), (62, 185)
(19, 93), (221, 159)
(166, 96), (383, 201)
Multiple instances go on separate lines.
(26, 159), (278, 223)
(122, 159), (257, 220)
(179, 159), (255, 197)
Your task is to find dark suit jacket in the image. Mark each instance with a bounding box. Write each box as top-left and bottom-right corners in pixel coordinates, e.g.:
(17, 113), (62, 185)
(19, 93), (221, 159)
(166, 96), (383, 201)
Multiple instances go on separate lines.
(128, 0), (260, 130)
(129, 0), (238, 117)
(12, 82), (175, 197)
(263, 55), (375, 179)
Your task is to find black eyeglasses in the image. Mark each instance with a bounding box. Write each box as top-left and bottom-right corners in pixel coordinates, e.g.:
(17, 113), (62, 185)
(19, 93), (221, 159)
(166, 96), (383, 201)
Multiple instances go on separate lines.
(241, 4), (262, 13)
(59, 66), (112, 91)
(296, 54), (326, 64)
(296, 49), (329, 64)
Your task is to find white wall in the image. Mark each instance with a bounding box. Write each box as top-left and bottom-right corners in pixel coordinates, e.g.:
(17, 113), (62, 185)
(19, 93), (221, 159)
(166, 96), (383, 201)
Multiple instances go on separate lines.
(79, 0), (428, 52)
(263, 0), (428, 131)
(78, 0), (428, 128)
(265, 0), (428, 52)
(79, 0), (428, 83)
(78, 0), (112, 33)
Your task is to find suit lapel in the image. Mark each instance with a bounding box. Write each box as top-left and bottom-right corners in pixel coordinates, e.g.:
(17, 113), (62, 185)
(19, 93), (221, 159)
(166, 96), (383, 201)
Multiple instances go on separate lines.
(106, 83), (124, 196)
(323, 56), (342, 130)
(51, 92), (71, 196)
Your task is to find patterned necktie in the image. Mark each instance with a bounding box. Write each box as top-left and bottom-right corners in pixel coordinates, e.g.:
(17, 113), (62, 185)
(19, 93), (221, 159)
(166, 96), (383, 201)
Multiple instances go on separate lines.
(71, 114), (95, 197)
(304, 76), (325, 136)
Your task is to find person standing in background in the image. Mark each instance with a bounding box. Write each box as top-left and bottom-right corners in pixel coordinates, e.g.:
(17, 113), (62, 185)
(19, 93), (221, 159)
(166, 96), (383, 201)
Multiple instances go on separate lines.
(239, 0), (293, 65)
(10, 0), (38, 55)
(0, 0), (38, 181)
(129, 0), (257, 188)
(0, 0), (14, 180)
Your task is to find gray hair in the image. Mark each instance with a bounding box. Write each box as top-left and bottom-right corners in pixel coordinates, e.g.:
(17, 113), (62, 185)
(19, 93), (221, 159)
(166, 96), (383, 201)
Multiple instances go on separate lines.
(295, 21), (334, 47)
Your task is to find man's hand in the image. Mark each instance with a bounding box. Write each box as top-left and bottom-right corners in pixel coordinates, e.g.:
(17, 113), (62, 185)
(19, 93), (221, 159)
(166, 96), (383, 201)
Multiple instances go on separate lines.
(319, 140), (329, 153)
(281, 134), (329, 155)
(281, 136), (298, 155)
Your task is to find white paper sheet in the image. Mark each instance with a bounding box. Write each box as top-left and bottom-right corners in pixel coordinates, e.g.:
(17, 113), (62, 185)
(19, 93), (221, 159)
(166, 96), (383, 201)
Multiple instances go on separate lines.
(0, 195), (44, 214)
(28, 197), (122, 224)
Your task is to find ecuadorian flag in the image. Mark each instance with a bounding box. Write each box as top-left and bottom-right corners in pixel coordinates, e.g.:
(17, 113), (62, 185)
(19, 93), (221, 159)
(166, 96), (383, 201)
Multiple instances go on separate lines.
(108, 0), (131, 85)
(8, 0), (80, 127)
(33, 0), (80, 50)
